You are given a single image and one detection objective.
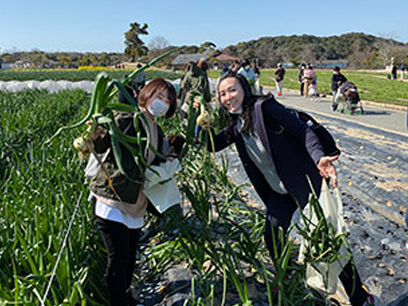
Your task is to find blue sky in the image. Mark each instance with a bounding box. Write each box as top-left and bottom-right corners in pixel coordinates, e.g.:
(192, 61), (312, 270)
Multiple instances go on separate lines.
(1, 0), (408, 53)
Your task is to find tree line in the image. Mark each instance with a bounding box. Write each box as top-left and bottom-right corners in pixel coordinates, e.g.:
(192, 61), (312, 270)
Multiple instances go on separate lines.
(2, 23), (407, 69)
(222, 33), (408, 68)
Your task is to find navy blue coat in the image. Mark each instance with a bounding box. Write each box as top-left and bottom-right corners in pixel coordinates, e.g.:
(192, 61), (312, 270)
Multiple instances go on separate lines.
(212, 96), (325, 207)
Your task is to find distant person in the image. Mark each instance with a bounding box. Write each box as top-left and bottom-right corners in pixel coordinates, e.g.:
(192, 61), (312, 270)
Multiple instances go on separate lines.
(179, 60), (211, 119)
(230, 60), (241, 73)
(130, 63), (146, 94)
(178, 61), (195, 117)
(118, 75), (137, 105)
(400, 64), (405, 80)
(238, 59), (257, 94)
(238, 60), (256, 86)
(298, 63), (306, 96)
(391, 64), (397, 80)
(273, 63), (286, 96)
(331, 66), (348, 111)
(253, 63), (262, 95)
(303, 64), (316, 97)
(221, 63), (229, 76)
(308, 82), (318, 102)
(197, 58), (210, 79)
(253, 63), (261, 81)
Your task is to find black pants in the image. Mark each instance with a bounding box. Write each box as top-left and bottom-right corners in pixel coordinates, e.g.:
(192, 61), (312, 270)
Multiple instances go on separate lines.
(300, 82), (305, 96)
(263, 191), (368, 306)
(94, 215), (141, 306)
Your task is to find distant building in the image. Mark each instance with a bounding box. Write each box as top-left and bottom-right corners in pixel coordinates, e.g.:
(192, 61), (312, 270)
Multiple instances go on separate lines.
(0, 63), (12, 70)
(171, 53), (210, 66)
(0, 60), (32, 69)
(313, 60), (348, 69)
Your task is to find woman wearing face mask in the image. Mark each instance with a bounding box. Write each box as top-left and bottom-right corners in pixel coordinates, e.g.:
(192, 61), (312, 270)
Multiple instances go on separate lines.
(89, 78), (179, 306)
(205, 72), (379, 306)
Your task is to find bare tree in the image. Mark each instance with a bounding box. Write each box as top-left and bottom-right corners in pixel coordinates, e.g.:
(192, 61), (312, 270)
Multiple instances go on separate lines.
(148, 36), (169, 51)
(147, 36), (170, 59)
(374, 33), (399, 68)
(300, 44), (317, 65)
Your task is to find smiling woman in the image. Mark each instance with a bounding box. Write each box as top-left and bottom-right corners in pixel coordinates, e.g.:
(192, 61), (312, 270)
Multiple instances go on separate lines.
(218, 76), (245, 114)
(201, 71), (379, 306)
(88, 77), (180, 305)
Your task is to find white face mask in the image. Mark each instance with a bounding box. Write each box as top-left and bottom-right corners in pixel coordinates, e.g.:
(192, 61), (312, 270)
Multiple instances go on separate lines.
(147, 98), (169, 117)
(229, 107), (243, 115)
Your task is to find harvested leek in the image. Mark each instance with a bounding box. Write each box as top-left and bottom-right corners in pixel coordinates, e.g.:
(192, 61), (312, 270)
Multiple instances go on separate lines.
(45, 47), (182, 182)
(192, 91), (216, 165)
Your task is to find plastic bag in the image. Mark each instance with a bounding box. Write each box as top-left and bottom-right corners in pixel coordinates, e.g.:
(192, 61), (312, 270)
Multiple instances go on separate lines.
(143, 159), (182, 213)
(84, 149), (110, 180)
(298, 179), (350, 294)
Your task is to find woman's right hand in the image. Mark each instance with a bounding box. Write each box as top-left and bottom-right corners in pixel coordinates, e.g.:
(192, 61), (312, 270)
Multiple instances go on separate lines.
(193, 97), (200, 109)
(87, 121), (107, 141)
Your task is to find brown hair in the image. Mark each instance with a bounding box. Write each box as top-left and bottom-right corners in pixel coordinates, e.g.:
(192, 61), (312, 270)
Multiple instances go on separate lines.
(138, 78), (177, 118)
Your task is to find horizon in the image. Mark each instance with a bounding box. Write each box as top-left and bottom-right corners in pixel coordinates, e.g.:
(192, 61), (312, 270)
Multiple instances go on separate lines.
(1, 0), (408, 54)
(2, 32), (406, 55)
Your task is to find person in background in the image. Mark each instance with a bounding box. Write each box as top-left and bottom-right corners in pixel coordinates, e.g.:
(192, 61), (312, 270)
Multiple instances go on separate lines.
(89, 78), (180, 306)
(331, 66), (348, 111)
(178, 61), (195, 117)
(179, 60), (212, 119)
(238, 59), (256, 86)
(391, 64), (397, 80)
(298, 63), (306, 96)
(230, 60), (241, 73)
(273, 63), (286, 96)
(221, 63), (229, 76)
(400, 64), (405, 80)
(200, 72), (379, 306)
(253, 63), (261, 81)
(303, 64), (316, 97)
(253, 63), (263, 95)
(130, 63), (146, 94)
(118, 75), (137, 105)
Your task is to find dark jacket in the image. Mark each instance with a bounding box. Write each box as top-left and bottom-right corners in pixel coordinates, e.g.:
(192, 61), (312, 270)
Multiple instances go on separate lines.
(298, 68), (305, 83)
(180, 65), (211, 102)
(118, 84), (136, 105)
(331, 73), (348, 91)
(89, 111), (166, 204)
(274, 67), (286, 82)
(211, 96), (324, 207)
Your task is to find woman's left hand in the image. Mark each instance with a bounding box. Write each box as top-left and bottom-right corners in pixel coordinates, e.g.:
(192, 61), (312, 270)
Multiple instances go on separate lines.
(317, 155), (339, 187)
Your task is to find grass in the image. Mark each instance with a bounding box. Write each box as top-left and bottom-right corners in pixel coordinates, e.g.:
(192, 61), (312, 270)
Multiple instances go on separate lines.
(208, 69), (408, 105)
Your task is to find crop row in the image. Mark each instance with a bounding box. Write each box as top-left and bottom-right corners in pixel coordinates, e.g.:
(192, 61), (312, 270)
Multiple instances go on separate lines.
(1, 84), (343, 305)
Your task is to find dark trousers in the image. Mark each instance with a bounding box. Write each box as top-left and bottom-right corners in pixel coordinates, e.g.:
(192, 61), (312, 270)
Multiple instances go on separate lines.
(300, 82), (305, 96)
(94, 215), (141, 306)
(263, 191), (368, 306)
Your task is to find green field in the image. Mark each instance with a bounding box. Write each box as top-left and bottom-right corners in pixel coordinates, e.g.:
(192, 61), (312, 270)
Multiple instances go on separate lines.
(208, 69), (408, 106)
(1, 77), (350, 304)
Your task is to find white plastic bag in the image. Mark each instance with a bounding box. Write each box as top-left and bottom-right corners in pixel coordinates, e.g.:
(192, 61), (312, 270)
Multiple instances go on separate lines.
(298, 180), (350, 294)
(84, 149), (110, 180)
(143, 159), (182, 213)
